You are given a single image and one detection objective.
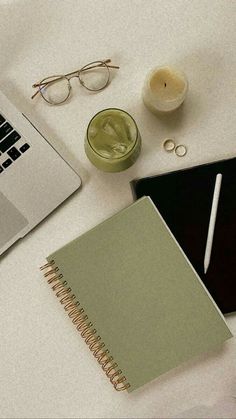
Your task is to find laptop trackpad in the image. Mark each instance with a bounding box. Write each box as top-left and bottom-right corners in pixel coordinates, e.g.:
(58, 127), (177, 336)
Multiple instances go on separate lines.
(0, 192), (28, 248)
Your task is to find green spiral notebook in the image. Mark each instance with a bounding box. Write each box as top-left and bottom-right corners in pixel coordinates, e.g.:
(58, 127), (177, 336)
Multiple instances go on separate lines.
(41, 197), (232, 392)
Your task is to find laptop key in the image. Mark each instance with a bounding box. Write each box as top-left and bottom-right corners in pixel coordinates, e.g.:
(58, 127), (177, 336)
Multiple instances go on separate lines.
(0, 131), (21, 153)
(8, 147), (21, 161)
(20, 143), (30, 153)
(0, 122), (13, 141)
(0, 114), (5, 125)
(0, 166), (3, 173)
(2, 158), (12, 168)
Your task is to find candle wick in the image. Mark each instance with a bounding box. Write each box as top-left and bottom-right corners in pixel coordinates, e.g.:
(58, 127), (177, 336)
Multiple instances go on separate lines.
(164, 82), (167, 87)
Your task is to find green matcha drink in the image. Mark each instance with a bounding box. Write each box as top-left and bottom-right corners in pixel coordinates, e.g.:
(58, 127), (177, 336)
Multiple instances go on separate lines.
(85, 108), (141, 172)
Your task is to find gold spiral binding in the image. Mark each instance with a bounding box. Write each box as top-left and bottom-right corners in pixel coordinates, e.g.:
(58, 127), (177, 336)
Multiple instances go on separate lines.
(40, 260), (131, 391)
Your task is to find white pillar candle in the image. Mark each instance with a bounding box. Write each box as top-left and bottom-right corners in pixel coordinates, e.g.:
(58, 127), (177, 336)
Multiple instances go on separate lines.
(142, 66), (188, 113)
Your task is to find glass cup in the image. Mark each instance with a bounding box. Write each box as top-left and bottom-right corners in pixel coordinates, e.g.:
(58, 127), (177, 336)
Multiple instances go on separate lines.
(85, 108), (141, 172)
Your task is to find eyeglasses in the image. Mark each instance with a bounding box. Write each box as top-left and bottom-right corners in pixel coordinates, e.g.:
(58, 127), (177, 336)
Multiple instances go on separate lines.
(31, 59), (119, 105)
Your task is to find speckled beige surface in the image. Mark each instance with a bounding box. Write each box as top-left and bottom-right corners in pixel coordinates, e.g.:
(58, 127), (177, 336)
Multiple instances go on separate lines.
(0, 1), (236, 418)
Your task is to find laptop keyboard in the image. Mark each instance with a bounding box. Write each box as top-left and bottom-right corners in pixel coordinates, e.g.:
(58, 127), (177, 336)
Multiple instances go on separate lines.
(0, 113), (30, 174)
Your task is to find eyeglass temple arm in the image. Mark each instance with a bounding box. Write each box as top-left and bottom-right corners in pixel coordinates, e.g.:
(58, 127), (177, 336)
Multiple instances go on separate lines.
(31, 89), (40, 99)
(102, 59), (120, 69)
(31, 79), (64, 98)
(83, 59), (120, 70)
(31, 75), (65, 98)
(33, 60), (119, 86)
(65, 60), (119, 77)
(31, 60), (120, 98)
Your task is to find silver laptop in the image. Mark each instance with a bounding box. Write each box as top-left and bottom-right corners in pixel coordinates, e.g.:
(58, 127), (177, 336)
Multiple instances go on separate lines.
(0, 90), (82, 256)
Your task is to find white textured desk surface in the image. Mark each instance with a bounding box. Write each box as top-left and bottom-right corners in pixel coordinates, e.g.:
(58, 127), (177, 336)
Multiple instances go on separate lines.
(0, 1), (236, 418)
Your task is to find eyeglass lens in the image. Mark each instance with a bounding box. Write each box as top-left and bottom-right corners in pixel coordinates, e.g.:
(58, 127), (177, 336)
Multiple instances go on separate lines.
(79, 61), (110, 91)
(39, 76), (71, 105)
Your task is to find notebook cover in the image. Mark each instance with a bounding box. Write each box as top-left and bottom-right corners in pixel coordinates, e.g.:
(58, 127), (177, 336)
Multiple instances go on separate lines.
(46, 197), (232, 392)
(131, 157), (236, 314)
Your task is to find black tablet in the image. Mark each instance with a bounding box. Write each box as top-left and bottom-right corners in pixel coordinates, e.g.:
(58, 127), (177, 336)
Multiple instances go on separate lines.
(131, 157), (236, 314)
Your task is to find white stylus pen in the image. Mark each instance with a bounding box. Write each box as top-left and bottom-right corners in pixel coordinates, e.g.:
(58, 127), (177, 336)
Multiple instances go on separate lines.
(204, 173), (222, 274)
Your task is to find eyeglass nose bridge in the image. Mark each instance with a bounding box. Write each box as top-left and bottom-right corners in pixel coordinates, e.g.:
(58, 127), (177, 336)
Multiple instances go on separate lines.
(66, 71), (86, 89)
(66, 74), (86, 93)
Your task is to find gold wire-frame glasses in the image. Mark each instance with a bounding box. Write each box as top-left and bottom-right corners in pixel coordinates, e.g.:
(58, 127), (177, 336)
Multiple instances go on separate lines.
(31, 59), (119, 105)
